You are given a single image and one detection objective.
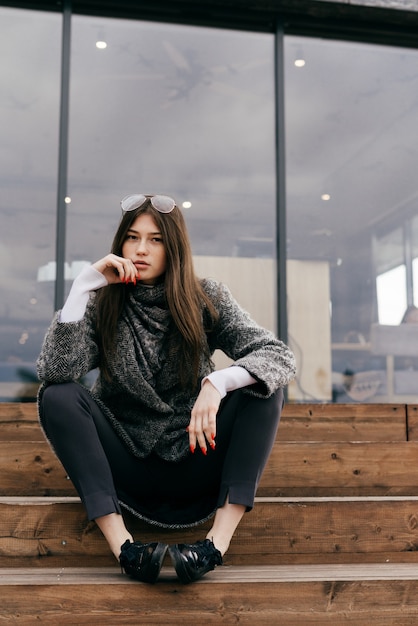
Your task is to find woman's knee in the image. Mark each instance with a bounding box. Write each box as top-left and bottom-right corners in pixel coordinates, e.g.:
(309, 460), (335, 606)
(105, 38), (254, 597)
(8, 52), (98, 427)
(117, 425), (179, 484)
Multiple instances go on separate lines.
(40, 382), (87, 435)
(41, 382), (79, 411)
(242, 387), (284, 419)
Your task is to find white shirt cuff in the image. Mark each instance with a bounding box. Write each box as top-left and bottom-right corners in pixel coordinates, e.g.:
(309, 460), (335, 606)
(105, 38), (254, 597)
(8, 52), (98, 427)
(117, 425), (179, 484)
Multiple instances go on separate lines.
(203, 366), (257, 399)
(60, 265), (107, 322)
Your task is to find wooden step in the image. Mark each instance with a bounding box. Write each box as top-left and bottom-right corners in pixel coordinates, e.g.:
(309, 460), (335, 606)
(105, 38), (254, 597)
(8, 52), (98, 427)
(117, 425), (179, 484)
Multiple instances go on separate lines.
(2, 564), (418, 624)
(4, 439), (418, 497)
(0, 403), (418, 626)
(0, 401), (411, 441)
(280, 402), (408, 441)
(2, 402), (418, 623)
(3, 496), (418, 567)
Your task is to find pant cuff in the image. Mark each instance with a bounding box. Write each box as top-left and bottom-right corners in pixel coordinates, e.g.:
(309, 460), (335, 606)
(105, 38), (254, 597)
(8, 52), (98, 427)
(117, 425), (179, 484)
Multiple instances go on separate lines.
(216, 481), (255, 512)
(82, 492), (122, 521)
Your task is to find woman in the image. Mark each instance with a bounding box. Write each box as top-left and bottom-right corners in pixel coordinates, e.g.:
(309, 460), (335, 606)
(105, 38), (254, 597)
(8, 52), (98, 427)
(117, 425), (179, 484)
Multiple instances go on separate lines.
(37, 193), (296, 585)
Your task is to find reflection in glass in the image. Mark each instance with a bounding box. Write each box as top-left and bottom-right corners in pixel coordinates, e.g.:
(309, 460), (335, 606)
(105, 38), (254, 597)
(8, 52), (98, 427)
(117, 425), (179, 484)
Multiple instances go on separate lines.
(285, 36), (418, 403)
(0, 7), (61, 400)
(67, 17), (277, 350)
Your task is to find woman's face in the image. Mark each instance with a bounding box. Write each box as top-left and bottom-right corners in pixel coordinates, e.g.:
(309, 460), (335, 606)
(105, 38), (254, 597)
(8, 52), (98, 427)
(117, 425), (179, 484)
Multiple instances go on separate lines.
(122, 212), (167, 285)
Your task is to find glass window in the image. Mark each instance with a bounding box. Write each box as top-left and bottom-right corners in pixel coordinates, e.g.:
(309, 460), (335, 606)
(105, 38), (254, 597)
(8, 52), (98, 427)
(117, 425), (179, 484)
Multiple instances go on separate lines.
(285, 36), (418, 403)
(66, 17), (276, 366)
(0, 7), (61, 400)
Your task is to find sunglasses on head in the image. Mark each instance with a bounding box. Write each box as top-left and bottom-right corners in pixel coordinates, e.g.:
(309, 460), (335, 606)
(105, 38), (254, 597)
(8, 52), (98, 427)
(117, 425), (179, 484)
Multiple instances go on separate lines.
(120, 194), (176, 214)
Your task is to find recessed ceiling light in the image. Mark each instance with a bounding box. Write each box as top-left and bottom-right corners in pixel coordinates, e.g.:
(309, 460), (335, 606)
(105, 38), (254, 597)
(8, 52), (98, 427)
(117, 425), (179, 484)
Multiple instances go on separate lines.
(96, 41), (107, 50)
(294, 59), (305, 68)
(321, 193), (331, 201)
(182, 201), (192, 209)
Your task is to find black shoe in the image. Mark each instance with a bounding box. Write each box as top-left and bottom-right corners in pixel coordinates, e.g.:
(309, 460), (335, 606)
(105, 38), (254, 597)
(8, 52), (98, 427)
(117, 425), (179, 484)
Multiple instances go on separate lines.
(168, 539), (223, 584)
(119, 539), (168, 584)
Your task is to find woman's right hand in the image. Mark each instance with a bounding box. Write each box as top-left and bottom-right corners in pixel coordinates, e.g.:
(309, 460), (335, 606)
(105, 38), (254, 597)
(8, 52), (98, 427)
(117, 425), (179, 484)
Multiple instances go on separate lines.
(92, 254), (140, 285)
(188, 380), (221, 455)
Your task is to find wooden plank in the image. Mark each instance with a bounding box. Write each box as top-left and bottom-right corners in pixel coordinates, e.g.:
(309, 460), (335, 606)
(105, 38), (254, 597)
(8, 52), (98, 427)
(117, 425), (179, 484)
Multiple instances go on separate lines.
(5, 563), (418, 583)
(0, 403), (38, 421)
(0, 422), (45, 441)
(0, 402), (44, 441)
(0, 442), (75, 496)
(0, 401), (404, 421)
(259, 441), (418, 495)
(4, 551), (418, 569)
(0, 402), (403, 420)
(0, 403), (40, 440)
(3, 498), (418, 563)
(280, 403), (407, 442)
(4, 440), (418, 496)
(0, 402), (407, 442)
(3, 568), (418, 624)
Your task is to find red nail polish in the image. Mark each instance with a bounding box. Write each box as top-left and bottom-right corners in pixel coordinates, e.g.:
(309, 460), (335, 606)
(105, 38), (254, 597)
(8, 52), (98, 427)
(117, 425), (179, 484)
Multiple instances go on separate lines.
(211, 433), (216, 440)
(190, 445), (195, 454)
(202, 447), (207, 456)
(210, 442), (216, 450)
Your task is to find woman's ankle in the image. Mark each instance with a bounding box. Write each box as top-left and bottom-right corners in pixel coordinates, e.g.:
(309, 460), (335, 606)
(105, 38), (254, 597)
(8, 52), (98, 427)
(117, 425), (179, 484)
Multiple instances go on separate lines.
(94, 512), (134, 560)
(112, 534), (134, 560)
(206, 500), (245, 556)
(205, 534), (229, 557)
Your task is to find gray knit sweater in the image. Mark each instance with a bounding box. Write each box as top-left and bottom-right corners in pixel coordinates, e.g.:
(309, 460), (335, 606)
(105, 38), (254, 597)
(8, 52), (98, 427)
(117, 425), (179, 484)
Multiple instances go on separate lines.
(37, 278), (296, 462)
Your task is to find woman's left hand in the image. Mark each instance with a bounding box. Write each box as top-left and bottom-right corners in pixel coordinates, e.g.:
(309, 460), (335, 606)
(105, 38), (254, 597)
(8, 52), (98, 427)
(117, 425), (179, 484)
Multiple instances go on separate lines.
(188, 380), (221, 455)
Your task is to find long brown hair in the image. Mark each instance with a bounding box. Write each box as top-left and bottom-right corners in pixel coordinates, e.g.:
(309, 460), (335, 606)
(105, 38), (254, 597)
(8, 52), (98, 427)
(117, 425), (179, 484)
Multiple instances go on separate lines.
(96, 198), (219, 388)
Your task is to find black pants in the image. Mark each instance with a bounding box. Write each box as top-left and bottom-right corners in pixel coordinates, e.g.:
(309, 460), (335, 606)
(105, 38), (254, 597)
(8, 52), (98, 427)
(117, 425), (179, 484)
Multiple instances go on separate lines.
(40, 382), (283, 528)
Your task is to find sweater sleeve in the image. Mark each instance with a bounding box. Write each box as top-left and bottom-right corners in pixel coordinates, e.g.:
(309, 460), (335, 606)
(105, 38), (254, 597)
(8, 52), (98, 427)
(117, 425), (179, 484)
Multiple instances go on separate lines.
(204, 279), (296, 398)
(36, 294), (100, 383)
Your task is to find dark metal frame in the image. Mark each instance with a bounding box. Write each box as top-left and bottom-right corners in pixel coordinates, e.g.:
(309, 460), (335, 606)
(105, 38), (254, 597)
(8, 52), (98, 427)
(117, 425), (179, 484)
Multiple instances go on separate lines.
(275, 20), (288, 343)
(4, 0), (418, 48)
(54, 0), (71, 310)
